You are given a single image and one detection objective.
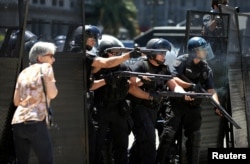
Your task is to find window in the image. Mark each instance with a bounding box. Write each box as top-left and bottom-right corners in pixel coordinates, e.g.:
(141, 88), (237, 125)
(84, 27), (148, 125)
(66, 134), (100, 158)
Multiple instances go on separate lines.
(40, 0), (45, 5)
(70, 1), (75, 8)
(59, 0), (64, 7)
(52, 0), (57, 6)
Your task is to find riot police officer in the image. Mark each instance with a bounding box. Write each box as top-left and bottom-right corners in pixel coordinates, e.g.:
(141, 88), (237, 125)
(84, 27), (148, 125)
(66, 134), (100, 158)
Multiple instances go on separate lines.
(70, 25), (143, 164)
(0, 30), (38, 57)
(54, 35), (66, 52)
(159, 36), (221, 164)
(128, 38), (192, 164)
(70, 25), (101, 52)
(70, 25), (142, 89)
(93, 36), (142, 164)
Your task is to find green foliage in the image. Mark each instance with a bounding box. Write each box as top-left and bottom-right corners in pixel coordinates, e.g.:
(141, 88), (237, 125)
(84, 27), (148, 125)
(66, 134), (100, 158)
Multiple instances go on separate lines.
(93, 0), (140, 39)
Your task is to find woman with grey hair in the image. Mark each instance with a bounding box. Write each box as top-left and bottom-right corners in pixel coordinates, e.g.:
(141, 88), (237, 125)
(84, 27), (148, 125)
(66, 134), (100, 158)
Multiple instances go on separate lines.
(12, 41), (58, 164)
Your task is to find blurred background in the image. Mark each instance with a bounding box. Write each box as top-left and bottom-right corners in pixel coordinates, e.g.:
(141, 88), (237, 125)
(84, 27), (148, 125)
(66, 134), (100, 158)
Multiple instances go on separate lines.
(1, 0), (248, 48)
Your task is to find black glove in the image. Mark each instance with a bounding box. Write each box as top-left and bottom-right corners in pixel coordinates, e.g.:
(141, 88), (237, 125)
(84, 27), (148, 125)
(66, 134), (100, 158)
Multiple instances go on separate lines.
(149, 91), (163, 104)
(189, 83), (202, 92)
(129, 47), (141, 58)
(188, 83), (196, 91)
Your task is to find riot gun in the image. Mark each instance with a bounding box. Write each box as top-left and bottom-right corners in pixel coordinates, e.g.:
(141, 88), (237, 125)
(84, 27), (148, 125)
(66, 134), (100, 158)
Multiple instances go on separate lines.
(158, 90), (241, 129)
(104, 47), (167, 55)
(159, 91), (212, 99)
(113, 71), (173, 81)
(200, 88), (241, 129)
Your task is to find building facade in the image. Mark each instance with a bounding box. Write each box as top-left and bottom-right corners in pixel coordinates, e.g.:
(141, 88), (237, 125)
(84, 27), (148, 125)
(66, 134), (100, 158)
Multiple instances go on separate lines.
(0, 0), (250, 40)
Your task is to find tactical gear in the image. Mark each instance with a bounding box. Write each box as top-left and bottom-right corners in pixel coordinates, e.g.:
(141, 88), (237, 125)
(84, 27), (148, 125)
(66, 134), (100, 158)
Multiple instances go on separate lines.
(73, 25), (102, 51)
(129, 47), (142, 58)
(103, 72), (115, 86)
(149, 91), (163, 104)
(146, 38), (172, 62)
(187, 36), (214, 60)
(118, 100), (132, 118)
(146, 38), (172, 51)
(9, 30), (38, 52)
(85, 25), (102, 40)
(94, 67), (129, 102)
(54, 35), (66, 52)
(98, 36), (122, 57)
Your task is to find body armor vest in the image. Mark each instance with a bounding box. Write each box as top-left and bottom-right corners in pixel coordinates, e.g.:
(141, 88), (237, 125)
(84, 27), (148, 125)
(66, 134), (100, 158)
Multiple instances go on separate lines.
(176, 55), (212, 106)
(94, 66), (129, 102)
(141, 60), (170, 92)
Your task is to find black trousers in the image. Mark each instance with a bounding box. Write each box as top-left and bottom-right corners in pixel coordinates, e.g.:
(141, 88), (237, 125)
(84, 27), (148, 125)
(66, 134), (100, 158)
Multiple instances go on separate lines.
(157, 100), (202, 164)
(95, 102), (129, 164)
(129, 104), (158, 164)
(12, 120), (53, 164)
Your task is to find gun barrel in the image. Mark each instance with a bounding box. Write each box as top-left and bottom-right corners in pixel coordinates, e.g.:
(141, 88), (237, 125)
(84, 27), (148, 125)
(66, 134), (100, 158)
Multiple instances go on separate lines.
(160, 90), (241, 129)
(159, 91), (212, 98)
(140, 48), (167, 54)
(105, 47), (167, 54)
(114, 71), (172, 80)
(209, 97), (241, 129)
(200, 88), (241, 129)
(105, 47), (132, 53)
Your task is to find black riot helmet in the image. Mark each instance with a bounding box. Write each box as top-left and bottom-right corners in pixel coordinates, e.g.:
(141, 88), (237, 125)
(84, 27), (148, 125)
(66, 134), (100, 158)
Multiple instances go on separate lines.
(146, 38), (172, 65)
(98, 34), (124, 58)
(146, 38), (172, 51)
(85, 25), (102, 41)
(187, 36), (214, 60)
(146, 38), (172, 62)
(73, 25), (102, 51)
(9, 30), (38, 52)
(54, 35), (66, 52)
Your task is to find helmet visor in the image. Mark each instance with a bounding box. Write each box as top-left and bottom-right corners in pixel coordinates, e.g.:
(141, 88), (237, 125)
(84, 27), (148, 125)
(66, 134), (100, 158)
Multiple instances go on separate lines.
(195, 43), (214, 60)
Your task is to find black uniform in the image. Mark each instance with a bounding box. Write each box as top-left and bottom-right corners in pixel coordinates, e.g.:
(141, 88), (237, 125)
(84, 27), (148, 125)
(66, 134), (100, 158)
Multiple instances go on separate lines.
(94, 63), (131, 164)
(128, 59), (171, 164)
(157, 54), (214, 164)
(84, 52), (97, 164)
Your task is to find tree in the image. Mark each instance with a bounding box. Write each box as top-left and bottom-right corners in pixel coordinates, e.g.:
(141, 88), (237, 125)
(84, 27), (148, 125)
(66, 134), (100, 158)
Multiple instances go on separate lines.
(94, 0), (140, 39)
